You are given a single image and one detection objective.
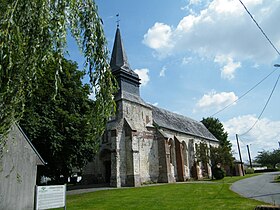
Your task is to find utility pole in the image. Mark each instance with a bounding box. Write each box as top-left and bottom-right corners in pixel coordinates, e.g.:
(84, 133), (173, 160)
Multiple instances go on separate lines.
(246, 145), (253, 168)
(236, 134), (245, 176)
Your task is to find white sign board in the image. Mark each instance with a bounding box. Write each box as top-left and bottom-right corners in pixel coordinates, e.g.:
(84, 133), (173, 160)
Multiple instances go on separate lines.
(35, 185), (66, 210)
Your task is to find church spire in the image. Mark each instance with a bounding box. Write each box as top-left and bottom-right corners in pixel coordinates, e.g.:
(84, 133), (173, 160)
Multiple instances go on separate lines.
(110, 28), (131, 72)
(110, 27), (141, 97)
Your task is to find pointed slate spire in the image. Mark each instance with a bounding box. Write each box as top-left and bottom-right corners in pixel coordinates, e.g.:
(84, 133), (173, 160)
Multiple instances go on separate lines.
(110, 28), (141, 97)
(110, 28), (132, 72)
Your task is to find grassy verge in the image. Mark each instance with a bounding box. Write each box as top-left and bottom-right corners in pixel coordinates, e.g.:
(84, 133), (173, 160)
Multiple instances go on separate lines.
(59, 174), (266, 210)
(274, 175), (280, 183)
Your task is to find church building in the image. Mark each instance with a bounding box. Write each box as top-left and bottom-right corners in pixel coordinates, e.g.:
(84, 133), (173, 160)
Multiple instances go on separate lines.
(83, 28), (219, 187)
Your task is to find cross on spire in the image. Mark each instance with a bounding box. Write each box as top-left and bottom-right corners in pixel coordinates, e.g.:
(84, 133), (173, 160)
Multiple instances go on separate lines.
(116, 13), (120, 28)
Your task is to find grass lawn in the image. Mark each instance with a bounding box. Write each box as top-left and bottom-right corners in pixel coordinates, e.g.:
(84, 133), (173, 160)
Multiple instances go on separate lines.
(61, 174), (267, 210)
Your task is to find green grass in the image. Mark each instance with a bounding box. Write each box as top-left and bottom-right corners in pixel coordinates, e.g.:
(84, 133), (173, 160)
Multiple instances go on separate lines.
(274, 175), (280, 183)
(61, 174), (266, 210)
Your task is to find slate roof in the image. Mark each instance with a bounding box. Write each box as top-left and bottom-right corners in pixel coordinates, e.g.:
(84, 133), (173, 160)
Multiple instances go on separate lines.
(110, 28), (141, 95)
(120, 91), (147, 106)
(110, 28), (139, 78)
(151, 105), (218, 142)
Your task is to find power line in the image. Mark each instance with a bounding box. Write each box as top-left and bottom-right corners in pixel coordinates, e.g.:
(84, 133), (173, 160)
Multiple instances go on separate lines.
(238, 0), (280, 56)
(212, 0), (280, 117)
(240, 71), (280, 136)
(211, 67), (278, 117)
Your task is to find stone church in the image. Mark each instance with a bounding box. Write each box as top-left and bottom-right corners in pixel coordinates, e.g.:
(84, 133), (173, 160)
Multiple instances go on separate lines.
(83, 28), (219, 187)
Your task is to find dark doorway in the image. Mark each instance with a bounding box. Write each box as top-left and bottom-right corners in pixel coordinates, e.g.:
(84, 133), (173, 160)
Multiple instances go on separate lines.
(104, 161), (111, 183)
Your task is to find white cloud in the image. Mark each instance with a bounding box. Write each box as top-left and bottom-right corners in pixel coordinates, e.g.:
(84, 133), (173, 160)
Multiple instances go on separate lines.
(252, 63), (260, 68)
(147, 102), (159, 106)
(152, 102), (159, 106)
(214, 55), (241, 80)
(190, 0), (202, 5)
(159, 66), (166, 77)
(144, 0), (280, 64)
(134, 68), (150, 86)
(142, 22), (174, 58)
(181, 0), (208, 13)
(223, 115), (280, 159)
(182, 56), (193, 65)
(196, 90), (238, 110)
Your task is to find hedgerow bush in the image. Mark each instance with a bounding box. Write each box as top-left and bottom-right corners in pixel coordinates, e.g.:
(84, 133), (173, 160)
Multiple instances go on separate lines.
(245, 168), (254, 174)
(212, 167), (225, 180)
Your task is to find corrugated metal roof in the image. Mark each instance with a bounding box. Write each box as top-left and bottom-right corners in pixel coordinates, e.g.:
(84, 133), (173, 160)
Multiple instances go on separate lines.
(151, 105), (218, 142)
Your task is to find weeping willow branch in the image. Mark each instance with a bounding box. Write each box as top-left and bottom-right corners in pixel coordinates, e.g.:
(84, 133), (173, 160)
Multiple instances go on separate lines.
(0, 0), (117, 145)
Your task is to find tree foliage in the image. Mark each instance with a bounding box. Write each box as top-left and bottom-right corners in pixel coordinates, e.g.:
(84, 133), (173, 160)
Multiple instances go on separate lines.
(201, 117), (234, 168)
(255, 149), (280, 169)
(0, 0), (117, 146)
(195, 141), (210, 177)
(20, 58), (97, 182)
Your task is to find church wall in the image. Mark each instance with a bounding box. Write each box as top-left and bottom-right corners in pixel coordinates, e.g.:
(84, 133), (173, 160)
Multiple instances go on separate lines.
(156, 128), (218, 180)
(157, 134), (170, 183)
(138, 130), (159, 184)
(86, 98), (158, 187)
(106, 112), (123, 187)
(121, 99), (159, 185)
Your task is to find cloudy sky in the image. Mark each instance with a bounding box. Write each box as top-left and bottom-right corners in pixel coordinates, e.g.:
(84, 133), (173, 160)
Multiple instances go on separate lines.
(68, 0), (280, 161)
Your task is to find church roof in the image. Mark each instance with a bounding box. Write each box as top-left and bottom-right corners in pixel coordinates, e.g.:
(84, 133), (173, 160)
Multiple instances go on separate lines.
(110, 28), (138, 78)
(151, 105), (218, 142)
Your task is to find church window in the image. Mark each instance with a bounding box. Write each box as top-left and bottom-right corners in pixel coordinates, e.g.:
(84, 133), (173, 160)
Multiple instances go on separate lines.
(169, 139), (174, 164)
(182, 142), (188, 166)
(146, 115), (150, 124)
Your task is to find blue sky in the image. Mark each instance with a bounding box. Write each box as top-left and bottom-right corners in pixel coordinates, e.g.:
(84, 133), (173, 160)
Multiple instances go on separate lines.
(68, 0), (280, 161)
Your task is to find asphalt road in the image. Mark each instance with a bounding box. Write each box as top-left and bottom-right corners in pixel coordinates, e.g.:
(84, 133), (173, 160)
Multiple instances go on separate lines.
(231, 172), (280, 206)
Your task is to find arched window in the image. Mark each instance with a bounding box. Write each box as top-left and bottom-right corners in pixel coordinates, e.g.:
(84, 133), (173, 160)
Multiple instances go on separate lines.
(182, 141), (188, 167)
(168, 139), (174, 165)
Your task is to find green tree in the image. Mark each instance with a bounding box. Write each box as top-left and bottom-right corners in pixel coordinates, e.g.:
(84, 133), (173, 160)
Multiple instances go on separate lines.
(255, 149), (280, 169)
(195, 141), (210, 177)
(0, 1), (116, 146)
(201, 117), (234, 169)
(20, 57), (97, 182)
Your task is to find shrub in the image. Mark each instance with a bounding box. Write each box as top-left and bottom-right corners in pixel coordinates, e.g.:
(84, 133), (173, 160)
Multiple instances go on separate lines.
(245, 168), (254, 174)
(212, 167), (225, 180)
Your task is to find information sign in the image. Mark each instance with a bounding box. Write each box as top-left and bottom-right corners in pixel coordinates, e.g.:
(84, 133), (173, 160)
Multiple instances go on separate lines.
(35, 185), (66, 210)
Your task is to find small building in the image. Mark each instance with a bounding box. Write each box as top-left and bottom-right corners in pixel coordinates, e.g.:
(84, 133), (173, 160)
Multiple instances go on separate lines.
(83, 28), (219, 187)
(0, 124), (45, 210)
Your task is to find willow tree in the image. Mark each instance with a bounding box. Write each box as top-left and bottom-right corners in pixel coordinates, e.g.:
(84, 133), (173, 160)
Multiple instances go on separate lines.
(0, 1), (117, 146)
